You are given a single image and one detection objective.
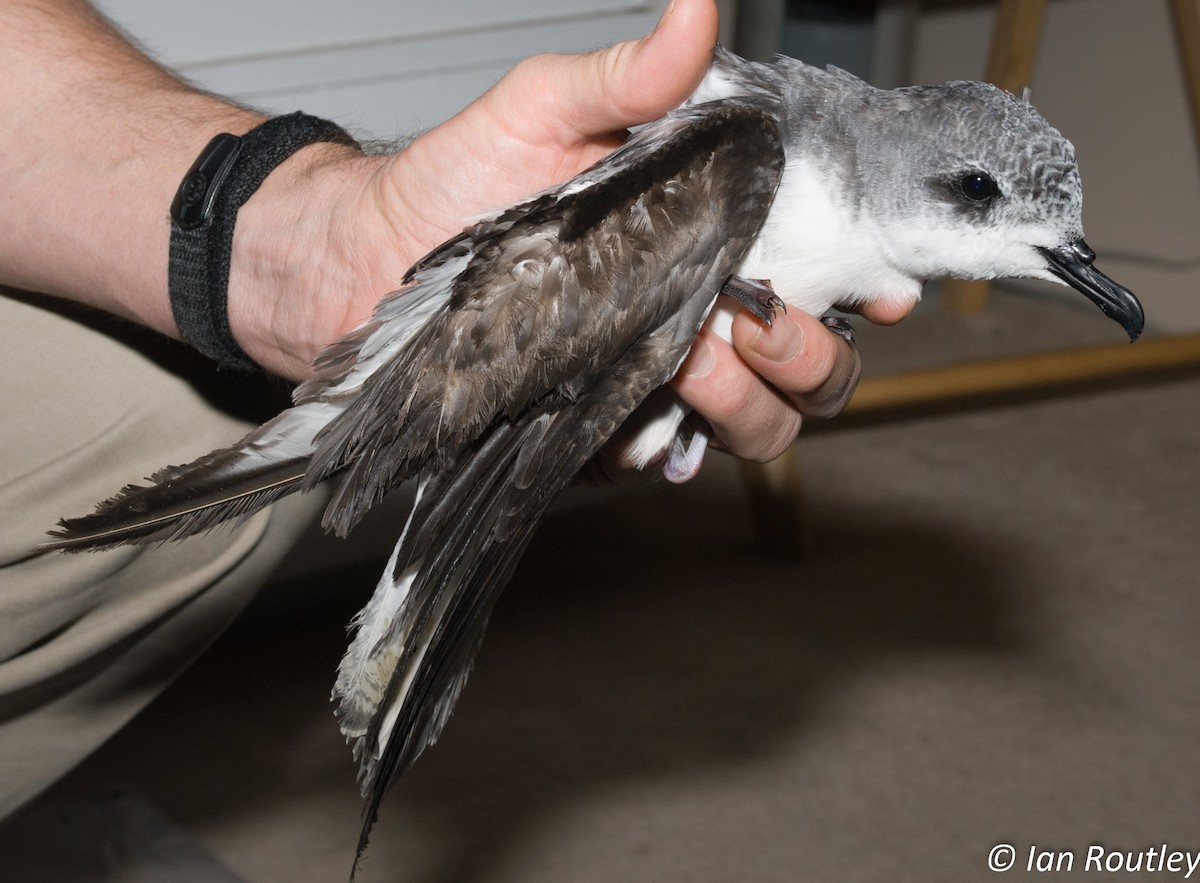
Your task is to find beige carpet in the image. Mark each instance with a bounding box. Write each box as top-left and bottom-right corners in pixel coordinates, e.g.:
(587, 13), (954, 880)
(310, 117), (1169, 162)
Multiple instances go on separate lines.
(3, 285), (1198, 882)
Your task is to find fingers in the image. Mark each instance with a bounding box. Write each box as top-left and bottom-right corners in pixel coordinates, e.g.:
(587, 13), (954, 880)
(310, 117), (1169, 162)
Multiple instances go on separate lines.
(672, 309), (861, 462)
(738, 309), (861, 419)
(846, 297), (916, 325)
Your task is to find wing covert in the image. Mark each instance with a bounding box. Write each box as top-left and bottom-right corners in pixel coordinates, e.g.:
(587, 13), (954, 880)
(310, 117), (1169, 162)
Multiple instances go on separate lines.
(311, 101), (786, 535)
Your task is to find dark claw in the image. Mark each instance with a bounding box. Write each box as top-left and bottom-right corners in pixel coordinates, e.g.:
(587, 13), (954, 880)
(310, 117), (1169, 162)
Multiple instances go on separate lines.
(820, 316), (857, 345)
(720, 276), (786, 326)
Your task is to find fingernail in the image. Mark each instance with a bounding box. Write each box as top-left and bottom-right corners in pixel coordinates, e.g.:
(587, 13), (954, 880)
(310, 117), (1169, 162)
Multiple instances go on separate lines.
(679, 335), (714, 377)
(746, 319), (802, 363)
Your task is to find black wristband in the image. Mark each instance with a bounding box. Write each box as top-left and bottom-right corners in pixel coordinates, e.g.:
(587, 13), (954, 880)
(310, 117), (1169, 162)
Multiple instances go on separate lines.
(168, 112), (359, 371)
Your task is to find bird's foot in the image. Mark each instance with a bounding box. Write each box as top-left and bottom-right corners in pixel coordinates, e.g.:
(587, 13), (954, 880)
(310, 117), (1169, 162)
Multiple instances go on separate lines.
(720, 276), (786, 326)
(663, 423), (710, 484)
(820, 315), (857, 345)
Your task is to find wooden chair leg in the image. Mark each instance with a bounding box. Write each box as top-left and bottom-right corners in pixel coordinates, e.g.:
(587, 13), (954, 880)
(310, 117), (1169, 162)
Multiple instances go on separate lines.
(739, 447), (808, 560)
(1171, 0), (1200, 159)
(843, 333), (1200, 414)
(984, 0), (1048, 89)
(943, 0), (1048, 315)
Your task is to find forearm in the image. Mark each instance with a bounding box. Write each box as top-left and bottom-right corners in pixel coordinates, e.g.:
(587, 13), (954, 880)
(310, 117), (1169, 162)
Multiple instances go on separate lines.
(0, 1), (264, 336)
(0, 0), (727, 386)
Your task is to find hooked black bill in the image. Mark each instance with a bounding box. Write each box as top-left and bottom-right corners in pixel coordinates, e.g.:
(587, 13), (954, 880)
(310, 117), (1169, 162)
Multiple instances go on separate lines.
(1038, 239), (1144, 342)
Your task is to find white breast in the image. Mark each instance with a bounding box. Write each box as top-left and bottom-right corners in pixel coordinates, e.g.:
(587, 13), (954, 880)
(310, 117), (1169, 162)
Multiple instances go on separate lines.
(733, 157), (922, 323)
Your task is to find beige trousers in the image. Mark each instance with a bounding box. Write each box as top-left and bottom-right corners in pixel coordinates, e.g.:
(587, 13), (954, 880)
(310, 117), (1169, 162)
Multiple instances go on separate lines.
(0, 291), (327, 818)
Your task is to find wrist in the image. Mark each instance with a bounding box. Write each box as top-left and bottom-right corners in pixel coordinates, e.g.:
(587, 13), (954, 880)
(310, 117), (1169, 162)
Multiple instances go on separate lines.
(225, 141), (377, 379)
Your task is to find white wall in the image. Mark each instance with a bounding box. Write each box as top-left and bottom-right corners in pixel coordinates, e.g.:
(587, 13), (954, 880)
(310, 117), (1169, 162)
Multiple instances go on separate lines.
(94, 1), (671, 135)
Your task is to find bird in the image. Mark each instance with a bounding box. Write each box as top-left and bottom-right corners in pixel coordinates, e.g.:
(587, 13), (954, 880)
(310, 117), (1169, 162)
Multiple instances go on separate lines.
(44, 46), (1144, 869)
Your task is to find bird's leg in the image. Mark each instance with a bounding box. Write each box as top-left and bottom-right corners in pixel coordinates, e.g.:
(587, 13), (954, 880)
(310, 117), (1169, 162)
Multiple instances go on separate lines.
(720, 276), (786, 326)
(819, 315), (857, 344)
(663, 416), (711, 484)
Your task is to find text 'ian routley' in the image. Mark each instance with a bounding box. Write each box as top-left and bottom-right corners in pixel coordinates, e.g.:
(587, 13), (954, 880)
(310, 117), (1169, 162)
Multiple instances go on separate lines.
(988, 843), (1200, 876)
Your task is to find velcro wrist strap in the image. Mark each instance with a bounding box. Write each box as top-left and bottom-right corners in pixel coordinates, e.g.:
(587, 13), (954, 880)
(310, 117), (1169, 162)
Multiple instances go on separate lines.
(168, 112), (358, 371)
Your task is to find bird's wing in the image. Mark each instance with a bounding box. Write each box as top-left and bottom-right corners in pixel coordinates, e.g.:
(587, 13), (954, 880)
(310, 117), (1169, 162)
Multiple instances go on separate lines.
(304, 101), (787, 538)
(44, 101), (781, 555)
(326, 102), (785, 865)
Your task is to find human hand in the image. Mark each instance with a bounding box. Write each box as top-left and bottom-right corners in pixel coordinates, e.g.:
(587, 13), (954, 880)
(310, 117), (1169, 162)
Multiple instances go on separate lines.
(669, 298), (912, 464)
(583, 300), (908, 485)
(231, 0), (911, 474)
(230, 0), (719, 379)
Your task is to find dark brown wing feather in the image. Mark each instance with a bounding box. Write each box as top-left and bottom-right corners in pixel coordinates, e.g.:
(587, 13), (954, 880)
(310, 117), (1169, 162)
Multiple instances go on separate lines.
(308, 102), (787, 538)
(43, 409), (317, 551)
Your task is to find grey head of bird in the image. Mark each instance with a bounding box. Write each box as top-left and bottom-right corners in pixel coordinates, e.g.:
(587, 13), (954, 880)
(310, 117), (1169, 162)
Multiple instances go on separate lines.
(730, 56), (1143, 340)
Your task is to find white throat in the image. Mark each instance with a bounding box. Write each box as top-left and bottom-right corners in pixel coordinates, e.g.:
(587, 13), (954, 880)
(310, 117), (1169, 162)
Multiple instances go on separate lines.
(735, 156), (923, 318)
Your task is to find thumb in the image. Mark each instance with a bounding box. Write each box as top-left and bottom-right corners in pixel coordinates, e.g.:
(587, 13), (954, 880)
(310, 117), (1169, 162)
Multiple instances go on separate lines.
(493, 0), (719, 143)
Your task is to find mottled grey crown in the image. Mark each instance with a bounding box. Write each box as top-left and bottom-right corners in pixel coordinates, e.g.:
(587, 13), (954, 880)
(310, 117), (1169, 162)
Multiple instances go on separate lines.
(859, 79), (1083, 233)
(752, 51), (1085, 237)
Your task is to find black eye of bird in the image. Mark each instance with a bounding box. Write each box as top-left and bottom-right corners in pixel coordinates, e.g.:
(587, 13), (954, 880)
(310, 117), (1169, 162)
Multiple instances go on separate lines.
(960, 172), (1000, 201)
